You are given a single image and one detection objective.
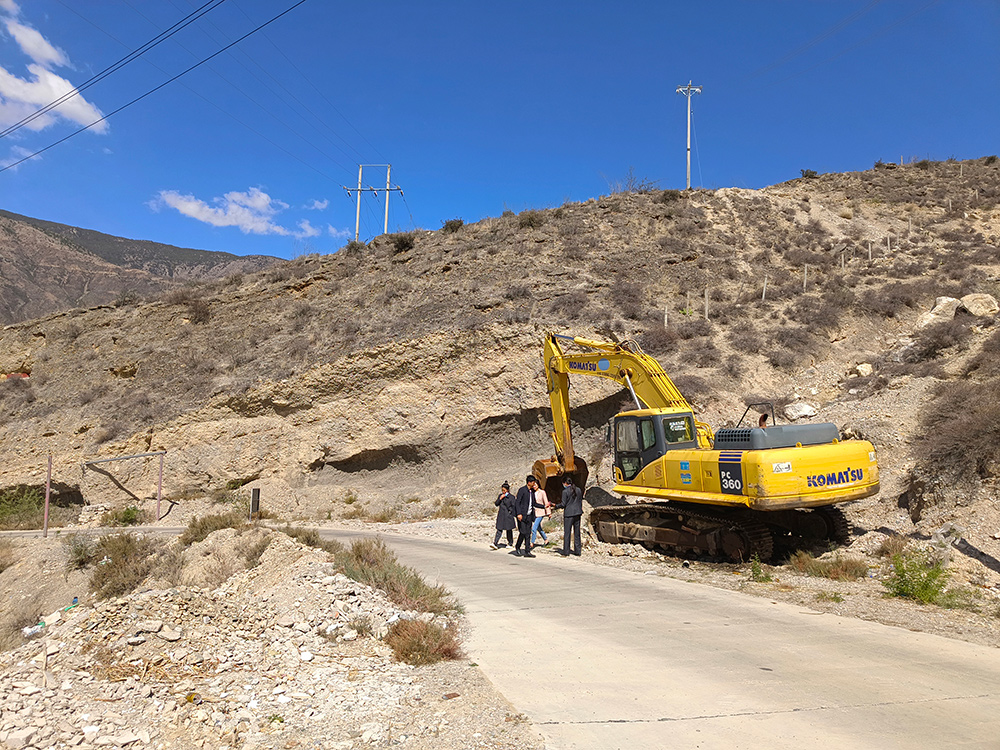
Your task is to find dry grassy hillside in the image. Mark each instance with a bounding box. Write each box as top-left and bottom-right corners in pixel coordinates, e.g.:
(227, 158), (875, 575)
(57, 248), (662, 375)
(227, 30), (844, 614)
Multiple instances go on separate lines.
(1, 156), (999, 569)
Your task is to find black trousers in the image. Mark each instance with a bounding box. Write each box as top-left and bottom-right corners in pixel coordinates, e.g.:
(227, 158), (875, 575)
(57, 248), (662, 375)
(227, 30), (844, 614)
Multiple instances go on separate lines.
(515, 518), (533, 551)
(563, 514), (582, 555)
(494, 528), (513, 546)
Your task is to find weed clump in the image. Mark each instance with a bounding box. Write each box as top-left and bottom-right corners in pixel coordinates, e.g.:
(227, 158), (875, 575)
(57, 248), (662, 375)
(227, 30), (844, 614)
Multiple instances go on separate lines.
(788, 551), (869, 581)
(384, 619), (463, 665)
(281, 525), (344, 555)
(882, 552), (949, 604)
(0, 538), (14, 573)
(89, 533), (161, 599)
(337, 538), (456, 614)
(101, 505), (145, 527)
(0, 485), (43, 530)
(749, 554), (772, 582)
(441, 219), (464, 234)
(180, 512), (247, 547)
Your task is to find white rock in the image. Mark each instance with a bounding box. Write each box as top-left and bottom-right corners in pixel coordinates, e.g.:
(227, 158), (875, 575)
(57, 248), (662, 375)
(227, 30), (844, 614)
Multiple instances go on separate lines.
(915, 296), (960, 328)
(784, 402), (818, 421)
(854, 363), (874, 377)
(299, 650), (314, 662)
(960, 293), (999, 317)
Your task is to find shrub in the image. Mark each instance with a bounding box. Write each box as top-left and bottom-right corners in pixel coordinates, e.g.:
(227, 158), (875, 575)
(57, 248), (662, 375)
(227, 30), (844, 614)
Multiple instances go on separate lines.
(281, 525), (344, 554)
(787, 294), (842, 332)
(234, 537), (269, 569)
(905, 319), (974, 362)
(0, 596), (41, 652)
(882, 552), (949, 604)
(876, 534), (908, 558)
(342, 240), (366, 254)
(186, 299), (211, 324)
(336, 538), (456, 614)
(441, 219), (464, 234)
(503, 285), (532, 300)
(0, 485), (44, 530)
(913, 379), (1000, 483)
(64, 534), (94, 571)
(517, 210), (545, 229)
(0, 538), (14, 573)
(384, 619), (463, 665)
(787, 551), (868, 581)
(432, 497), (461, 519)
(749, 554), (772, 582)
(984, 155), (998, 165)
(179, 512), (247, 546)
(800, 169), (818, 179)
(89, 533), (161, 599)
(639, 324), (679, 353)
(550, 291), (588, 320)
(388, 232), (415, 254)
(101, 505), (145, 527)
(659, 189), (683, 203)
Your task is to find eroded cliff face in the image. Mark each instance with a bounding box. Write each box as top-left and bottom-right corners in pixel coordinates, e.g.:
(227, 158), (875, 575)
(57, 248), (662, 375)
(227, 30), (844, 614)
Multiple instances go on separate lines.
(1, 158), (998, 533)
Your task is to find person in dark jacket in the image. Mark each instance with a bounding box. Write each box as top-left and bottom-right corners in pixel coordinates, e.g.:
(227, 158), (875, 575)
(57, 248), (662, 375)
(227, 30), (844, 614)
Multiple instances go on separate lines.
(513, 475), (538, 557)
(491, 481), (516, 549)
(559, 475), (584, 556)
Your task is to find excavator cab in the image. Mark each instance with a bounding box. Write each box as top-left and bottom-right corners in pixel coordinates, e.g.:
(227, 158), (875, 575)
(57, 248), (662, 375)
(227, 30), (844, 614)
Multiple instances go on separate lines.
(613, 409), (697, 482)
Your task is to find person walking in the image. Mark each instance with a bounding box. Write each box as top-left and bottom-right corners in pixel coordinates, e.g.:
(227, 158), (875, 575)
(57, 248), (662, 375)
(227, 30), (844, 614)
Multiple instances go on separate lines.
(559, 475), (584, 557)
(530, 484), (551, 546)
(514, 475), (538, 557)
(491, 481), (516, 549)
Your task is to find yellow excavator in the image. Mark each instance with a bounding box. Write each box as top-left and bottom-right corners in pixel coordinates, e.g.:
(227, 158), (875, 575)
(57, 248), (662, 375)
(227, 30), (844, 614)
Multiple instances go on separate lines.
(532, 333), (880, 561)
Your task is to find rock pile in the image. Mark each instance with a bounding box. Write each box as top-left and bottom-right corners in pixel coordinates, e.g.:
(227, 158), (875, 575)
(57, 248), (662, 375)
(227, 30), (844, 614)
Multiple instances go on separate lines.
(0, 531), (492, 750)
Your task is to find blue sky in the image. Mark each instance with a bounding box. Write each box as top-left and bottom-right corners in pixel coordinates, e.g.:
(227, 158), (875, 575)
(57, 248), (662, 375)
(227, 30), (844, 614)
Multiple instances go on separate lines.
(0, 0), (997, 260)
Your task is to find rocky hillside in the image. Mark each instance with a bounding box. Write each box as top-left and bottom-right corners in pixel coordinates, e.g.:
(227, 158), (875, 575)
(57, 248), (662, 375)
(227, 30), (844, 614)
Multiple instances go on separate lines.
(0, 210), (278, 325)
(1, 156), (999, 576)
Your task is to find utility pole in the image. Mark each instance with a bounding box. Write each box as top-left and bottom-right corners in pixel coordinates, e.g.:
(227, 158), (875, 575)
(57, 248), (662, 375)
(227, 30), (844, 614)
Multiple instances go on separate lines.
(343, 164), (403, 241)
(675, 81), (702, 190)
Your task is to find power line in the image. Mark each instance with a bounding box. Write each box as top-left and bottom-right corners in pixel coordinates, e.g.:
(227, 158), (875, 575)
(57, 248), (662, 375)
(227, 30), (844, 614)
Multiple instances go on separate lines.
(767, 0), (941, 88)
(50, 1), (345, 186)
(3, 0), (228, 139)
(739, 0), (883, 83)
(0, 0), (312, 175)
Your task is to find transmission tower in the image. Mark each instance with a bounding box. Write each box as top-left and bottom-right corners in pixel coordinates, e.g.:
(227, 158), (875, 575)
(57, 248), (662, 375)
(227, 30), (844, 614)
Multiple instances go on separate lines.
(343, 164), (403, 241)
(675, 81), (702, 190)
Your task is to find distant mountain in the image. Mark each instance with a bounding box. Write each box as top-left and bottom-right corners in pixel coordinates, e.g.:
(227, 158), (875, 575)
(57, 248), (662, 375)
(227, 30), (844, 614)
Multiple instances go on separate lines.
(0, 210), (279, 324)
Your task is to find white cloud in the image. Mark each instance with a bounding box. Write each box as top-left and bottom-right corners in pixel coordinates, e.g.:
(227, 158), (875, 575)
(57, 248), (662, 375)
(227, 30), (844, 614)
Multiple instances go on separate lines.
(328, 225), (352, 240)
(5, 19), (67, 67)
(0, 15), (106, 134)
(0, 144), (38, 169)
(294, 219), (321, 239)
(153, 187), (328, 240)
(304, 198), (328, 211)
(0, 63), (106, 131)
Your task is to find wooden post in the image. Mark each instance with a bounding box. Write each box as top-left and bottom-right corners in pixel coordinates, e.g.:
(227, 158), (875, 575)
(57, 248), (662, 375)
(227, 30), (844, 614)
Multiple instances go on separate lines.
(704, 288), (709, 321)
(156, 453), (164, 521)
(841, 252), (845, 270)
(686, 292), (691, 315)
(886, 235), (891, 254)
(868, 240), (872, 261)
(948, 198), (952, 212)
(761, 276), (768, 302)
(43, 454), (51, 538)
(663, 303), (669, 328)
(803, 264), (808, 291)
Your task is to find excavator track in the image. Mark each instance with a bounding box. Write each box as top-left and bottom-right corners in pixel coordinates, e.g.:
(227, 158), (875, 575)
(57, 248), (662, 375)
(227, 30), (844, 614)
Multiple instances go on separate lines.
(589, 502), (774, 563)
(815, 505), (852, 545)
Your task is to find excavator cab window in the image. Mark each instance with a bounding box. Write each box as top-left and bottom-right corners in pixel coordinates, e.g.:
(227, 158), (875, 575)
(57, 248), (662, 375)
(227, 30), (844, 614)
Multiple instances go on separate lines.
(615, 419), (643, 480)
(663, 415), (694, 444)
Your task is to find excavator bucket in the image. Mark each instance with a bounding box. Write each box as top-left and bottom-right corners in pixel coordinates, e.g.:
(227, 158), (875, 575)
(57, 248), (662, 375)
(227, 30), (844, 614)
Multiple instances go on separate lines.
(532, 457), (589, 507)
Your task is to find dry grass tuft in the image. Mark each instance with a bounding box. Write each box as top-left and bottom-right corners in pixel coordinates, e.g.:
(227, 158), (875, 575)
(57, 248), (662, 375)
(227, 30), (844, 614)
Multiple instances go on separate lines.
(0, 538), (15, 573)
(179, 512), (247, 547)
(89, 533), (162, 599)
(384, 619), (463, 665)
(787, 551), (869, 581)
(0, 595), (42, 651)
(337, 538), (457, 614)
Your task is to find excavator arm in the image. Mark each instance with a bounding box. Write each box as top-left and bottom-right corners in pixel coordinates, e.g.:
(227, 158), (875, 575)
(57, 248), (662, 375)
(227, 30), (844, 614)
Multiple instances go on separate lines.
(534, 332), (713, 498)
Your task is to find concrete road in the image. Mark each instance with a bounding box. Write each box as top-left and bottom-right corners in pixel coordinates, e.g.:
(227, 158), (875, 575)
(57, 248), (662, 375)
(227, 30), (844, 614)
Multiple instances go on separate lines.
(323, 530), (1000, 750)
